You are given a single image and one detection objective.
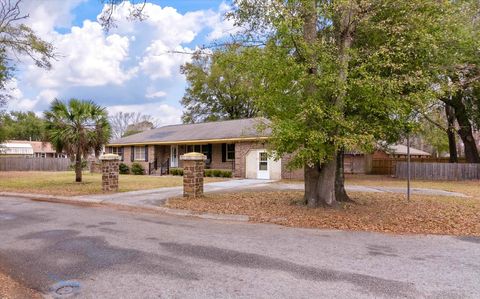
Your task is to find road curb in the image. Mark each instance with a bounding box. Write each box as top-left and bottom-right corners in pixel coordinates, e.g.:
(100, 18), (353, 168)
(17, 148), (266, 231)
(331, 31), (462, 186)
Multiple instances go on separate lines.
(0, 191), (250, 222)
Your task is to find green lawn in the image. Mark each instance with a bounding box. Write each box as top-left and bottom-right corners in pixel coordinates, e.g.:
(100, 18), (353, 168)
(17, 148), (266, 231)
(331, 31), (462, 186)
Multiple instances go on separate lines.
(0, 171), (225, 196)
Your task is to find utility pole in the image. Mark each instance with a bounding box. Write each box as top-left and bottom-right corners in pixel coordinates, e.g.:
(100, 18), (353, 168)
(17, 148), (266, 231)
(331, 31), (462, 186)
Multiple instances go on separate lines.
(407, 133), (411, 201)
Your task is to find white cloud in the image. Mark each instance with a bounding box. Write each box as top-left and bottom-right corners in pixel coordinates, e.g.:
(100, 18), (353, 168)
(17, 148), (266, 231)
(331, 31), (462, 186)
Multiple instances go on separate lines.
(139, 41), (192, 80)
(20, 0), (86, 37)
(107, 102), (182, 126)
(145, 89), (167, 99)
(8, 1), (239, 123)
(5, 79), (58, 112)
(25, 20), (136, 89)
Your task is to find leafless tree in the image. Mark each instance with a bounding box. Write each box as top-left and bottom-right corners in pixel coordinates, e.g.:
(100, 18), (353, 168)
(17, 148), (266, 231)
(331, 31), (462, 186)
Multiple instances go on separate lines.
(109, 111), (159, 140)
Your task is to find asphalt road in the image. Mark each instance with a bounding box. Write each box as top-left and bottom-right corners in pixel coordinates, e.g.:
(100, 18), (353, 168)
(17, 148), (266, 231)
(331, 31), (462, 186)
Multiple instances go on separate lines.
(1, 196), (479, 299)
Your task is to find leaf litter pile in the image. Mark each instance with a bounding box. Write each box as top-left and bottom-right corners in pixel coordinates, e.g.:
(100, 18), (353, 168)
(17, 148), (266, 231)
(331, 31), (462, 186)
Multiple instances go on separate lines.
(167, 191), (480, 236)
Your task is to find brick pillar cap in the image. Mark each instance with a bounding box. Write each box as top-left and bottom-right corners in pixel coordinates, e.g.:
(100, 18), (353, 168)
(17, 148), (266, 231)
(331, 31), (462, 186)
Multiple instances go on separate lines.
(180, 152), (207, 161)
(99, 154), (120, 161)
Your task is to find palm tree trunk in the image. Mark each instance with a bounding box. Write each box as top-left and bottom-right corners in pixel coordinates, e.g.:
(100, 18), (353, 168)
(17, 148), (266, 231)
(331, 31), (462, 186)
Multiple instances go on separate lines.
(75, 150), (82, 182)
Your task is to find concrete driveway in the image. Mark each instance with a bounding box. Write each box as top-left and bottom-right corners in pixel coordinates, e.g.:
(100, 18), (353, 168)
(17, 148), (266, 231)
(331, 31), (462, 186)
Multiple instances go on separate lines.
(1, 195), (479, 298)
(73, 179), (276, 207)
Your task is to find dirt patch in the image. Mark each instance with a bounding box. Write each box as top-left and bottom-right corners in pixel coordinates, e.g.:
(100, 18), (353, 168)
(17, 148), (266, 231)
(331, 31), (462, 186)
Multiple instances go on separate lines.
(167, 191), (480, 236)
(0, 271), (41, 299)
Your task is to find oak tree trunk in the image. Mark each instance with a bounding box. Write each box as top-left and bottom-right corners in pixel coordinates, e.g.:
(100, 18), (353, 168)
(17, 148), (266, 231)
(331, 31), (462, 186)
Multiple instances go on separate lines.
(75, 150), (82, 182)
(335, 149), (351, 202)
(445, 104), (458, 163)
(450, 95), (480, 163)
(304, 159), (338, 207)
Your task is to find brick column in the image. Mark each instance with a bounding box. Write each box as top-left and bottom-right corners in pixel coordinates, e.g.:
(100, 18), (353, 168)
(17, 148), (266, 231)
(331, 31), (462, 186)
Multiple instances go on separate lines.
(100, 154), (120, 192)
(180, 152), (206, 198)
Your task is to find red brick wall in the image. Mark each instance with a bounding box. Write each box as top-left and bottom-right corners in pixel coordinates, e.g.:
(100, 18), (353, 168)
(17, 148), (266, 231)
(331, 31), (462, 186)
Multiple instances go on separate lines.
(120, 145), (155, 174)
(234, 141), (268, 178)
(281, 153), (304, 180)
(210, 143), (235, 170)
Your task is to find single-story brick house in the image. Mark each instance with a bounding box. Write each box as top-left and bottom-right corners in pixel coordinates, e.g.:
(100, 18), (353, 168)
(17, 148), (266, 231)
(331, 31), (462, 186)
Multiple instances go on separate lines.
(106, 118), (302, 179)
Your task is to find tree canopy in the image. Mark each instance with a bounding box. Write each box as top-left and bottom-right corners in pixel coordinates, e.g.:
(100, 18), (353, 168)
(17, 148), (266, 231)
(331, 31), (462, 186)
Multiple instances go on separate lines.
(44, 99), (111, 182)
(0, 111), (45, 141)
(226, 0), (463, 206)
(181, 45), (258, 123)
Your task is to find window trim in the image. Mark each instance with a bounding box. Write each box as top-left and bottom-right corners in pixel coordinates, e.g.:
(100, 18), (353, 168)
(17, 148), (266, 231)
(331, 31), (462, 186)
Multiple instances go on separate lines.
(134, 146), (146, 161)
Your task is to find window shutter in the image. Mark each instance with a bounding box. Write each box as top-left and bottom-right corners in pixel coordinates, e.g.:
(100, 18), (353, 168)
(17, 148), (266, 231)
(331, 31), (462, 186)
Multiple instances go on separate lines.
(145, 145), (149, 161)
(221, 143), (226, 162)
(207, 144), (212, 161)
(131, 146), (134, 162)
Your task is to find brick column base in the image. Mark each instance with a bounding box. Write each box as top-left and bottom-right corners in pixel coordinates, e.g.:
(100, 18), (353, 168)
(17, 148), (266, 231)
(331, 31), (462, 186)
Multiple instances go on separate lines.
(100, 154), (120, 192)
(180, 152), (206, 198)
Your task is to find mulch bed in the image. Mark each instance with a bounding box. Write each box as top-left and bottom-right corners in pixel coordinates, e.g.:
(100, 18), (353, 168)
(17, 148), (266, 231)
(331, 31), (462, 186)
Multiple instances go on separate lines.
(167, 191), (480, 236)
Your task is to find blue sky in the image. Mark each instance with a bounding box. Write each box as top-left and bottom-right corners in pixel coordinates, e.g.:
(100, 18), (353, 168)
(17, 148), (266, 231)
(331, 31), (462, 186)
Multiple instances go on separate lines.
(8, 0), (234, 126)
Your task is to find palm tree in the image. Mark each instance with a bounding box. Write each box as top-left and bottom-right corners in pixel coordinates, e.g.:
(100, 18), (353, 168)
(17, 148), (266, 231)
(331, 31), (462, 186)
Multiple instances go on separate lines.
(44, 99), (111, 182)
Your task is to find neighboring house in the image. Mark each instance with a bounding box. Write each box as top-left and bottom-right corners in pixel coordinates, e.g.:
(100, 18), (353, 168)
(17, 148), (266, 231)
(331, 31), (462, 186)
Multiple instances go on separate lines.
(106, 118), (297, 179)
(345, 144), (431, 174)
(0, 140), (67, 158)
(0, 142), (34, 157)
(373, 144), (431, 159)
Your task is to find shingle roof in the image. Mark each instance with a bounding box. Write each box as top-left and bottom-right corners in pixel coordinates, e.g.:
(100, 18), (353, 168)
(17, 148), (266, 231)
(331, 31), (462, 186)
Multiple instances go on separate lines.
(387, 144), (431, 156)
(108, 118), (270, 145)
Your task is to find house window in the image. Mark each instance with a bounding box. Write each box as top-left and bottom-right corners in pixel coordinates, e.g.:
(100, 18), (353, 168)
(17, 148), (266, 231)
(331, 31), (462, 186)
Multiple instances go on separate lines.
(108, 147), (124, 160)
(186, 144), (212, 160)
(134, 146), (145, 161)
(226, 144), (235, 161)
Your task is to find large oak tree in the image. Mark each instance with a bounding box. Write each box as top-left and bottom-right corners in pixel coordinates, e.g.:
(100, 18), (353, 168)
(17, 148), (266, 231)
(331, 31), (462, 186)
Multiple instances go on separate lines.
(229, 0), (456, 207)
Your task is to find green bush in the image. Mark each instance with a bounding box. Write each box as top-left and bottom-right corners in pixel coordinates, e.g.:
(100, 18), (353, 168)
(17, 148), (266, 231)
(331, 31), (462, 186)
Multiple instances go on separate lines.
(119, 163), (130, 174)
(130, 162), (145, 175)
(205, 169), (232, 178)
(170, 168), (184, 176)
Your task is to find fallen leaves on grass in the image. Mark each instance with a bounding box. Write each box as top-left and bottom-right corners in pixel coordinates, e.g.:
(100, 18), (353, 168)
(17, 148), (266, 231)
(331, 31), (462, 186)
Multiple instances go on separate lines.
(167, 191), (480, 236)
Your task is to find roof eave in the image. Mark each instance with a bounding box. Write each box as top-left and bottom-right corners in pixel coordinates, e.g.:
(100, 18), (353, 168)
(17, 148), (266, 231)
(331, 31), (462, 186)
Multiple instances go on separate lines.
(107, 136), (270, 147)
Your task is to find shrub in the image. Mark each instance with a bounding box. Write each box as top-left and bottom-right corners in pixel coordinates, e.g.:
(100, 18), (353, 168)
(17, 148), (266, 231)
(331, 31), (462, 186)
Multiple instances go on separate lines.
(205, 169), (232, 178)
(170, 168), (183, 176)
(130, 163), (145, 175)
(221, 170), (233, 178)
(119, 163), (130, 174)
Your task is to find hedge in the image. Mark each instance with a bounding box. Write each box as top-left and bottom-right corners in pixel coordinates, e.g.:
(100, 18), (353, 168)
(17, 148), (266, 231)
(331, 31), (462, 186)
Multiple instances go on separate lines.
(170, 168), (232, 178)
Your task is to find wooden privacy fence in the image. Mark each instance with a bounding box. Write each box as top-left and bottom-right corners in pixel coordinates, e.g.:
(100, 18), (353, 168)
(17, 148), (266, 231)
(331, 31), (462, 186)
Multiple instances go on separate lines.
(371, 157), (467, 175)
(0, 157), (70, 171)
(395, 162), (480, 180)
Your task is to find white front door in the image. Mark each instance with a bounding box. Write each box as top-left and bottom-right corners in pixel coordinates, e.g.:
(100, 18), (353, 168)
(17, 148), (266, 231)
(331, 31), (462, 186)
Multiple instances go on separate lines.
(257, 151), (269, 179)
(170, 145), (178, 168)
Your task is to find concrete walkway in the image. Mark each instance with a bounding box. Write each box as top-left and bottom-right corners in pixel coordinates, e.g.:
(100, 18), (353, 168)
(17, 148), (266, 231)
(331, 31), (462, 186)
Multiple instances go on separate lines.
(73, 179), (277, 207)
